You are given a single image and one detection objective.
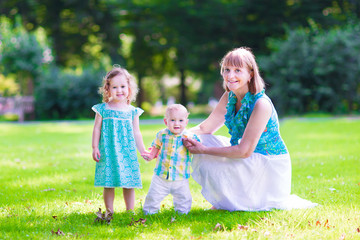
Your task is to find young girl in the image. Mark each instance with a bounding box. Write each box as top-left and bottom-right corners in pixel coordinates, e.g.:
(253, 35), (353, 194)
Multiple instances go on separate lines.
(91, 65), (147, 221)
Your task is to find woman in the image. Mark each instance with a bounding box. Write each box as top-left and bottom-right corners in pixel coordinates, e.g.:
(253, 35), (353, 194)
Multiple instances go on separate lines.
(183, 47), (317, 211)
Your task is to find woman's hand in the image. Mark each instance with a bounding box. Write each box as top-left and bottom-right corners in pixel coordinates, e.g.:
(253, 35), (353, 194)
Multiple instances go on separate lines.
(182, 138), (206, 154)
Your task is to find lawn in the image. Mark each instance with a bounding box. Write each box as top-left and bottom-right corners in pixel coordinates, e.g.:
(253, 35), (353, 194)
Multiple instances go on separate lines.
(0, 118), (359, 239)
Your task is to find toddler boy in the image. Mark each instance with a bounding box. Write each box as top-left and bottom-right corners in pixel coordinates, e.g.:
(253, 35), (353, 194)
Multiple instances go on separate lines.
(142, 104), (200, 214)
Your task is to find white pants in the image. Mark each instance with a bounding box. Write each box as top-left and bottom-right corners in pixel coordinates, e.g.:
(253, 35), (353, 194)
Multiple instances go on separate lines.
(143, 175), (192, 214)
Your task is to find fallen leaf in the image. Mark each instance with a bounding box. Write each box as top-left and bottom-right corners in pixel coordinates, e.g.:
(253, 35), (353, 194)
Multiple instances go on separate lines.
(85, 199), (92, 205)
(51, 229), (65, 236)
(237, 225), (249, 230)
(52, 216), (57, 220)
(129, 218), (147, 226)
(94, 208), (106, 223)
(324, 219), (329, 227)
(95, 208), (104, 218)
(357, 227), (360, 232)
(213, 223), (223, 231)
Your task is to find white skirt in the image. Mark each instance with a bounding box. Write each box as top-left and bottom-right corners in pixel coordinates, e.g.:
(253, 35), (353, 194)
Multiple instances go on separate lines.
(191, 134), (317, 211)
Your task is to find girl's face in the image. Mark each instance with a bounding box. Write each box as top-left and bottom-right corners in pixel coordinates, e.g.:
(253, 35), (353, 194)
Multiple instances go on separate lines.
(108, 75), (129, 103)
(164, 109), (189, 135)
(223, 65), (252, 93)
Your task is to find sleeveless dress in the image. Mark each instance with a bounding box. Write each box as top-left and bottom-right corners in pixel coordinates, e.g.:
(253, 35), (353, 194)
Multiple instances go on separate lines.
(191, 90), (317, 211)
(92, 103), (143, 188)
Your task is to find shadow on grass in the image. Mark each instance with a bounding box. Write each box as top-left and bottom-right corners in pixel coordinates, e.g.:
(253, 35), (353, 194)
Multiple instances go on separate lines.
(0, 202), (281, 239)
(76, 207), (273, 238)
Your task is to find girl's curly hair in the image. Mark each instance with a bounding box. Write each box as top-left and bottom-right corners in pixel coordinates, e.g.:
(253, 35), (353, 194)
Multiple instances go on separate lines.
(98, 65), (138, 104)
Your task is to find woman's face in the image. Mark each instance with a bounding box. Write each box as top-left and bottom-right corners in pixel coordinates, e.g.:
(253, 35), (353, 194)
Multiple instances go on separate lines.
(223, 65), (252, 93)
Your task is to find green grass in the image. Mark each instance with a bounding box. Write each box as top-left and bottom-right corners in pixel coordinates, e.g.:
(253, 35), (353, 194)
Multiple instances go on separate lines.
(1, 118), (359, 239)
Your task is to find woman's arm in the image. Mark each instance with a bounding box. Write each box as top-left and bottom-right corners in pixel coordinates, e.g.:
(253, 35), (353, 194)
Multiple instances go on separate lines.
(92, 113), (102, 162)
(133, 115), (147, 154)
(184, 98), (272, 158)
(190, 92), (228, 134)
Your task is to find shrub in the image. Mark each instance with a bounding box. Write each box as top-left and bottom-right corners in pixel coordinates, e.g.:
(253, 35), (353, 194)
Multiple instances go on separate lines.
(35, 66), (104, 119)
(260, 22), (360, 115)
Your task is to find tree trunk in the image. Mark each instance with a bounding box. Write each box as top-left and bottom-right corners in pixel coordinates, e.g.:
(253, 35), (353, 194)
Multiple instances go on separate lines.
(179, 68), (187, 106)
(137, 73), (144, 107)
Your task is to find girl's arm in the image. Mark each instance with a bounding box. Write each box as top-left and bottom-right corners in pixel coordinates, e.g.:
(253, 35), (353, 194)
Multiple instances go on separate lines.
(183, 98), (272, 158)
(189, 92), (228, 134)
(133, 115), (147, 155)
(92, 113), (102, 162)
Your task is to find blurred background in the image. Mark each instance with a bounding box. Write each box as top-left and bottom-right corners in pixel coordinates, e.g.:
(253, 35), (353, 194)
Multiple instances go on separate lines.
(0, 0), (359, 121)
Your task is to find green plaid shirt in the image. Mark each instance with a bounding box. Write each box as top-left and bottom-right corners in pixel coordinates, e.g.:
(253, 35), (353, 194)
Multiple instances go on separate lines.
(151, 128), (200, 181)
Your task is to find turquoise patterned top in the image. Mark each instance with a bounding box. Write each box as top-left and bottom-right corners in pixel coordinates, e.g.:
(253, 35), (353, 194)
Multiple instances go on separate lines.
(224, 90), (288, 155)
(92, 103), (143, 188)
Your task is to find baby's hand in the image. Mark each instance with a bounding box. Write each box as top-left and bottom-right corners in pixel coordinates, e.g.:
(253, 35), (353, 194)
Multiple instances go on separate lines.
(141, 148), (152, 161)
(141, 152), (152, 162)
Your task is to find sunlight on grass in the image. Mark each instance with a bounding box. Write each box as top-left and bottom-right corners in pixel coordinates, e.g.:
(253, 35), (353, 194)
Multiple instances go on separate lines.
(1, 118), (359, 239)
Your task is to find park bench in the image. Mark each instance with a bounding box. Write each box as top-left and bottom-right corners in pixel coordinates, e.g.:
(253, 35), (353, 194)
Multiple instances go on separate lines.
(0, 96), (35, 122)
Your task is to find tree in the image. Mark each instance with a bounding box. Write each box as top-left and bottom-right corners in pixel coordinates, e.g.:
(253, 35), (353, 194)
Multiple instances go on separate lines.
(0, 0), (124, 67)
(0, 15), (50, 95)
(260, 22), (360, 115)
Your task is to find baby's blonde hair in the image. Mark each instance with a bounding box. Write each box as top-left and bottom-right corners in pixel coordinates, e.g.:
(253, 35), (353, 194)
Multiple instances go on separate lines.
(220, 47), (265, 94)
(165, 104), (189, 119)
(98, 65), (138, 103)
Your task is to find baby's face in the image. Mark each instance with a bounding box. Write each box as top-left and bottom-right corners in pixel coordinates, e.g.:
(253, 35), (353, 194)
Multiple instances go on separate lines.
(164, 109), (189, 135)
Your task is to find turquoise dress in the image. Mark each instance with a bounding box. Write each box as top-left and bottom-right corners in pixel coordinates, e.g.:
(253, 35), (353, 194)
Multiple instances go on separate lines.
(192, 90), (317, 211)
(92, 103), (143, 188)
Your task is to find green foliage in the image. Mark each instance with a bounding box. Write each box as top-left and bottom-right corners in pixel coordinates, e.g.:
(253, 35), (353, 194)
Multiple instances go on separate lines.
(2, 1), (360, 112)
(0, 118), (360, 239)
(35, 66), (104, 119)
(0, 16), (43, 74)
(0, 0), (124, 67)
(0, 15), (50, 95)
(0, 74), (19, 97)
(260, 22), (360, 115)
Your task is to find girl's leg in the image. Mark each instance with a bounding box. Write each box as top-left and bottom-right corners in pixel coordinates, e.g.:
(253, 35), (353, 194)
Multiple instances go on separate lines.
(103, 188), (115, 213)
(123, 188), (135, 211)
